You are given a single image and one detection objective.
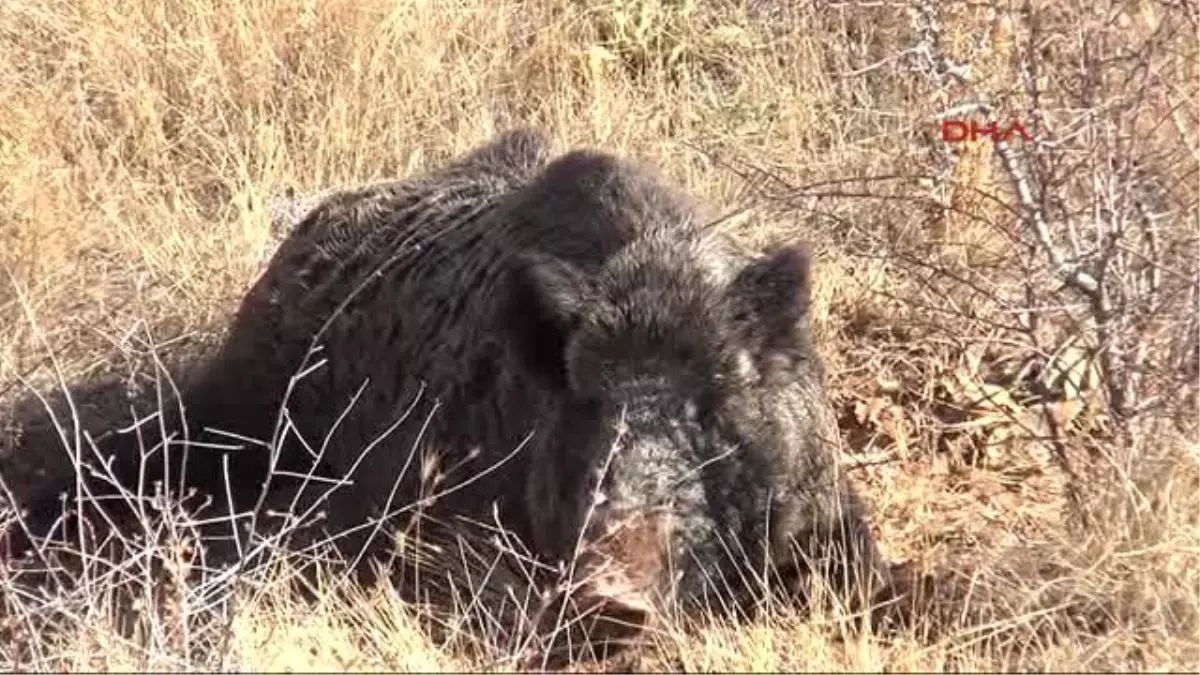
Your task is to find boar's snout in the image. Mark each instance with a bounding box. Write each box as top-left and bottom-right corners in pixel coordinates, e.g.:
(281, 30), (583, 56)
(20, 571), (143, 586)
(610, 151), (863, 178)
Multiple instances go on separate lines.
(555, 507), (677, 650)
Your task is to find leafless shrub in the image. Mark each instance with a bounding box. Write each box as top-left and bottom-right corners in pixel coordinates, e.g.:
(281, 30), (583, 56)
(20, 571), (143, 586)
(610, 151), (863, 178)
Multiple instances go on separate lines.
(708, 0), (1197, 517)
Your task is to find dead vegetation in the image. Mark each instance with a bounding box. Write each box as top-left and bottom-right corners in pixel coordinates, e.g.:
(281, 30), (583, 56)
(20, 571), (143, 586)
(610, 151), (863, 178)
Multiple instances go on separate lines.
(0, 0), (1197, 671)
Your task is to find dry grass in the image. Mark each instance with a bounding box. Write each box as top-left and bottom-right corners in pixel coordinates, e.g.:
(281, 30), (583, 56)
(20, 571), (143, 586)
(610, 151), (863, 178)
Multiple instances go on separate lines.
(0, 0), (1197, 671)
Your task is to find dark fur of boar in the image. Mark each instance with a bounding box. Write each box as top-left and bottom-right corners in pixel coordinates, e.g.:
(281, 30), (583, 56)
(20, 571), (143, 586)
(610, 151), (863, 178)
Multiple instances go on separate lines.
(4, 128), (899, 659)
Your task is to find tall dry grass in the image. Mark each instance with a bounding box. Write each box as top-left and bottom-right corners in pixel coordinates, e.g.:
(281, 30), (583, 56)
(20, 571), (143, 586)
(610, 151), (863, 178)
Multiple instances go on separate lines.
(0, 0), (1197, 671)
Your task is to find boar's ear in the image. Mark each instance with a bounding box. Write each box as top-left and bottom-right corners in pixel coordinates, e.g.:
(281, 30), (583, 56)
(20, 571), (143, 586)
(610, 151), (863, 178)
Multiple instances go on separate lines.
(726, 243), (812, 346)
(502, 254), (594, 389)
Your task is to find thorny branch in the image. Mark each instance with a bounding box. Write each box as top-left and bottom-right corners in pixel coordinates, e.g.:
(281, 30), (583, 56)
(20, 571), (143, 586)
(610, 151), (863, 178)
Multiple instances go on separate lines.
(910, 0), (1195, 432)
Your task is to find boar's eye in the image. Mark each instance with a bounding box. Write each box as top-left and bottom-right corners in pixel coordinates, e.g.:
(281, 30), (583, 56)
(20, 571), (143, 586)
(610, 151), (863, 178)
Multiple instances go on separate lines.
(685, 390), (720, 428)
